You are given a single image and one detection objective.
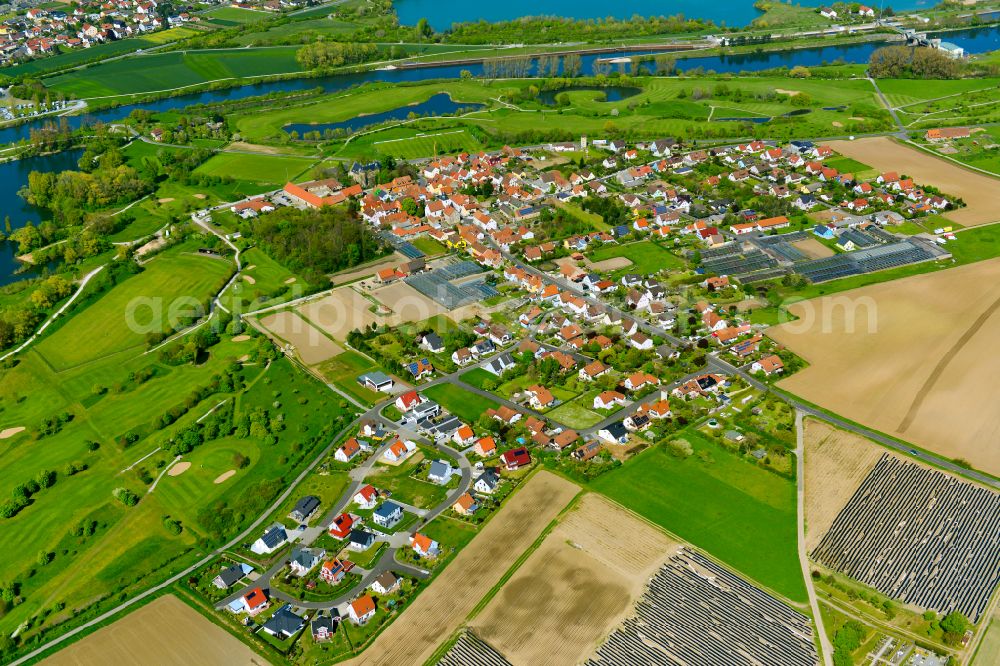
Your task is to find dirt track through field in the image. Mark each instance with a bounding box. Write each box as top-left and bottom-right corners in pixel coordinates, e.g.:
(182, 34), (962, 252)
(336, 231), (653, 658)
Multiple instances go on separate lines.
(471, 494), (677, 665)
(898, 291), (1000, 433)
(343, 471), (579, 666)
(827, 137), (1000, 226)
(42, 595), (266, 666)
(770, 257), (1000, 476)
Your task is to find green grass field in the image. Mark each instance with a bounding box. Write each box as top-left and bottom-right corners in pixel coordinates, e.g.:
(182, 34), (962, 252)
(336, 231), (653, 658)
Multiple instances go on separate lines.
(315, 350), (387, 406)
(422, 383), (500, 423)
(363, 128), (484, 159)
(588, 240), (685, 274)
(823, 155), (875, 179)
(365, 447), (450, 509)
(203, 6), (270, 25)
(0, 322), (353, 651)
(410, 235), (447, 256)
(547, 399), (603, 428)
(590, 431), (805, 602)
(45, 47), (303, 98)
(33, 251), (233, 370)
(193, 152), (317, 186)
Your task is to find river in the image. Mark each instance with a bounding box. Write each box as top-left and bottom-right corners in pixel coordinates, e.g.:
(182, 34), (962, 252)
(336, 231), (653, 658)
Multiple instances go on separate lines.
(1, 24), (997, 147)
(392, 0), (929, 28)
(0, 24), (996, 285)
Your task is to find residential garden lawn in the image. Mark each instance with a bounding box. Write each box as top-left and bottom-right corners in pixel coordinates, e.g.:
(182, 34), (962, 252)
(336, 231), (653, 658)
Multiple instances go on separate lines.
(422, 383), (500, 423)
(347, 541), (387, 569)
(193, 152), (317, 186)
(588, 240), (685, 274)
(823, 155), (875, 179)
(547, 399), (604, 429)
(45, 46), (303, 98)
(33, 249), (234, 370)
(410, 235), (447, 256)
(556, 201), (610, 231)
(252, 469), (352, 529)
(0, 348), (353, 648)
(366, 449), (449, 509)
(314, 350), (388, 407)
(590, 429), (805, 603)
(418, 514), (479, 552)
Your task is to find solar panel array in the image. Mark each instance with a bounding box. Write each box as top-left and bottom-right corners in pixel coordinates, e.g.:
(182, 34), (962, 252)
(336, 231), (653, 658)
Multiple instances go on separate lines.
(813, 454), (1000, 622)
(797, 239), (941, 283)
(397, 241), (425, 259)
(738, 267), (789, 284)
(864, 225), (899, 244)
(586, 549), (817, 666)
(438, 632), (512, 666)
(702, 248), (778, 275)
(405, 261), (495, 309)
(838, 228), (879, 249)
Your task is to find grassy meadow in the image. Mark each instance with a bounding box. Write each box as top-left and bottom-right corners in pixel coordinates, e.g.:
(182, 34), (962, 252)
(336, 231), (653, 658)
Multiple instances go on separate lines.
(590, 430), (805, 603)
(45, 47), (303, 98)
(33, 251), (233, 371)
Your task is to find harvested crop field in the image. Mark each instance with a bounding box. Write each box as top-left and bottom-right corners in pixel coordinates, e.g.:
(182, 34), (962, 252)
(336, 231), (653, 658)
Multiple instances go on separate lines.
(344, 471), (579, 666)
(42, 594), (266, 666)
(828, 137), (1000, 226)
(791, 237), (834, 259)
(803, 419), (883, 551)
(297, 283), (482, 343)
(770, 257), (1000, 476)
(258, 310), (342, 364)
(471, 494), (677, 666)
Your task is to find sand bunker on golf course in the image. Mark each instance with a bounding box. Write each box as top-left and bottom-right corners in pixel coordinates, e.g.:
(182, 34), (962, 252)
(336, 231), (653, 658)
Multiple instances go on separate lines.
(0, 426), (26, 440)
(214, 470), (236, 484)
(168, 462), (191, 477)
(231, 335), (250, 342)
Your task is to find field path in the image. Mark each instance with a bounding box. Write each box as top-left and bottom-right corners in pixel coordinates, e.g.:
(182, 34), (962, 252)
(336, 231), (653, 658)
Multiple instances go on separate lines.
(897, 291), (1000, 433)
(796, 410), (833, 666)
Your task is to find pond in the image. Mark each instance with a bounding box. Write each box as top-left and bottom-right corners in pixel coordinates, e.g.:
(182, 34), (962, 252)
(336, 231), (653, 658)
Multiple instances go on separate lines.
(0, 149), (84, 288)
(282, 92), (484, 136)
(536, 86), (641, 105)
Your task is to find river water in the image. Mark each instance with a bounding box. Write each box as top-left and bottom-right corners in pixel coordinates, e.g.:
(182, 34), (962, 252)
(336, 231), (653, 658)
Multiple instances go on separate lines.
(0, 24), (995, 285)
(392, 0), (929, 28)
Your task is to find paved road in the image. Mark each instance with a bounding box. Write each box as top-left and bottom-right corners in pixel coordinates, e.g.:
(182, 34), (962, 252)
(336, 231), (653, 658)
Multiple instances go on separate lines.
(867, 76), (908, 138)
(795, 410), (833, 666)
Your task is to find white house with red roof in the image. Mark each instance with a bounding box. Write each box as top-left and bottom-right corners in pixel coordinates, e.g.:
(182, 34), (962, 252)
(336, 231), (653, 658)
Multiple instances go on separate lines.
(353, 484), (379, 509)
